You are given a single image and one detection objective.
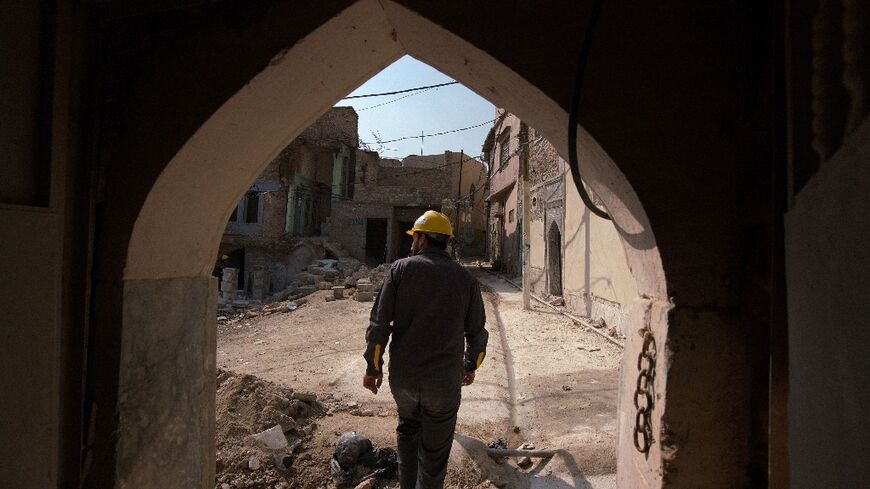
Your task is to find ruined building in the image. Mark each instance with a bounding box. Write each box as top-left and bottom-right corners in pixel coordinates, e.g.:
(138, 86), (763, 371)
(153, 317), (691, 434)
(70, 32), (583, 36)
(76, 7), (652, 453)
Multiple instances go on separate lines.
(324, 150), (486, 264)
(217, 107), (358, 298)
(219, 107), (487, 299)
(484, 110), (636, 337)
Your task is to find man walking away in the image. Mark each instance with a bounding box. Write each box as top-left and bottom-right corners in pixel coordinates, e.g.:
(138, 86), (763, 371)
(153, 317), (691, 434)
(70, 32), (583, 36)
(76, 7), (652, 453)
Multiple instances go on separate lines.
(362, 210), (488, 489)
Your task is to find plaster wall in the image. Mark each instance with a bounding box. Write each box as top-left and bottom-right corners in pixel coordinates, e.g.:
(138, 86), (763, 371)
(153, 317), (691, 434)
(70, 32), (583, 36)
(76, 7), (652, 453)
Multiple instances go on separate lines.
(529, 219), (545, 268)
(0, 3), (49, 205)
(0, 207), (60, 489)
(785, 117), (870, 489)
(563, 178), (639, 336)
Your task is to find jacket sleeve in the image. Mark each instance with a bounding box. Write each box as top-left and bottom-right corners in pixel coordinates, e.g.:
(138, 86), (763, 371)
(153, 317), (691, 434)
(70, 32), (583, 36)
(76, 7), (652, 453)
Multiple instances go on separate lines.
(463, 278), (488, 372)
(363, 264), (399, 376)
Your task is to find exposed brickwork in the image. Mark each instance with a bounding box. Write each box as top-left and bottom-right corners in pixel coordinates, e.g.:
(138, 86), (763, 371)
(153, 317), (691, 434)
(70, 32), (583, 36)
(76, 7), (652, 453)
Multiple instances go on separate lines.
(323, 150), (486, 262)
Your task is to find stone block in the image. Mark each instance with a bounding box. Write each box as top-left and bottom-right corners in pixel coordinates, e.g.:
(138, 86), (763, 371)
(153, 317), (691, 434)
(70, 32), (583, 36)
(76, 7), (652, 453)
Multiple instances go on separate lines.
(332, 286), (345, 299)
(316, 281), (331, 290)
(355, 291), (373, 302)
(356, 283), (374, 293)
(221, 267), (239, 283)
(250, 269), (270, 300)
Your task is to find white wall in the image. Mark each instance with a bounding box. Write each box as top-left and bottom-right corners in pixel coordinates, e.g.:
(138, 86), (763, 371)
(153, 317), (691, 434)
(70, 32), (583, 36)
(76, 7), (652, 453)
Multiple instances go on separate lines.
(562, 175), (639, 336)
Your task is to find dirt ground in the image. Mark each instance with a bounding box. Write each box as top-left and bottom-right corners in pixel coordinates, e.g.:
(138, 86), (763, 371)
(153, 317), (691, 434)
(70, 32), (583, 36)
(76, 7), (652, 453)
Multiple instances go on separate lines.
(216, 266), (620, 489)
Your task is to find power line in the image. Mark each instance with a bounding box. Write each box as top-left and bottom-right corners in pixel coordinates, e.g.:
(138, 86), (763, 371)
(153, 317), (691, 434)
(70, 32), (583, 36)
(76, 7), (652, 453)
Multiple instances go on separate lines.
(342, 81), (459, 99)
(364, 117), (498, 146)
(357, 86), (445, 111)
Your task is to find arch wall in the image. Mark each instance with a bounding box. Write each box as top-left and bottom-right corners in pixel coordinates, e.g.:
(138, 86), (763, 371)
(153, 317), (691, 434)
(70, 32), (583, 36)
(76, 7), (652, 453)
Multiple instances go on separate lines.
(117, 1), (669, 487)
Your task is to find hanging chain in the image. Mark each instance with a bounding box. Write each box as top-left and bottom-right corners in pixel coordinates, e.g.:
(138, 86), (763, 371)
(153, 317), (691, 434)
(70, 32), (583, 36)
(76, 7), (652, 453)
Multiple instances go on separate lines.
(633, 325), (657, 453)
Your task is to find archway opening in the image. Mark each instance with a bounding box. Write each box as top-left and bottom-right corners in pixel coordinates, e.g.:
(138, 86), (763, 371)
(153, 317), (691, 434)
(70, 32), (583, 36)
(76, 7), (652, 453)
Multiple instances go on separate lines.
(548, 222), (563, 296)
(119, 1), (669, 487)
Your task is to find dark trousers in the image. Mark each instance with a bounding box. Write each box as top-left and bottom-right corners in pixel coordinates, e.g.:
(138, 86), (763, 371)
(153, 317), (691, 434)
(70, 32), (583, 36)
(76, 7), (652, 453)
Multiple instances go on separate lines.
(390, 383), (461, 489)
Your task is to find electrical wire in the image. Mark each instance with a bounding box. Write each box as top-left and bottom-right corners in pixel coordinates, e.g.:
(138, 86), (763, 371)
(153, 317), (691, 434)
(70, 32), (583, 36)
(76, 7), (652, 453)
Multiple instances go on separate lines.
(567, 0), (611, 220)
(362, 117), (499, 146)
(341, 81), (458, 99)
(357, 86), (440, 111)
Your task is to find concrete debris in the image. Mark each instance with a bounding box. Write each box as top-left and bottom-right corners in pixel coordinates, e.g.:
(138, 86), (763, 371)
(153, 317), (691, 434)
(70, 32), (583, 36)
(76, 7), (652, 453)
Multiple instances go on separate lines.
(272, 452), (293, 472)
(517, 456), (533, 469)
(215, 369), (322, 488)
(218, 255), (387, 321)
(487, 438), (508, 450)
(325, 296), (336, 302)
(250, 425), (289, 450)
(332, 286), (345, 299)
(292, 391), (318, 403)
(354, 479), (376, 489)
(590, 318), (607, 329)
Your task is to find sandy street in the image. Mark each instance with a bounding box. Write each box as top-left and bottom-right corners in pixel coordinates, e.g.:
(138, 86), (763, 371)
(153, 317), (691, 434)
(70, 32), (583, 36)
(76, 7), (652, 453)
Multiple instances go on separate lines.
(217, 266), (621, 488)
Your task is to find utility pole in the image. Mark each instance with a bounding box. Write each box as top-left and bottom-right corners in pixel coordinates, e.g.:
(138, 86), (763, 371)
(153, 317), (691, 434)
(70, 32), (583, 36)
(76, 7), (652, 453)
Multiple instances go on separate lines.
(455, 150), (464, 260)
(519, 123), (531, 309)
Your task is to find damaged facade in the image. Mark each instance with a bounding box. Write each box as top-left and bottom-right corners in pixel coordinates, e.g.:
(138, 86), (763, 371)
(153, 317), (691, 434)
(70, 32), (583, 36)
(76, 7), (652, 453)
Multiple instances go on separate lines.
(323, 150), (486, 264)
(219, 107), (487, 300)
(218, 107), (358, 299)
(484, 111), (637, 336)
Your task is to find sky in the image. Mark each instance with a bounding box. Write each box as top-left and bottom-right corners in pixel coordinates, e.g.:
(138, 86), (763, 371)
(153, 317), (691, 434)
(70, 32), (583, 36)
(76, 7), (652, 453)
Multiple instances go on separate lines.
(335, 55), (495, 160)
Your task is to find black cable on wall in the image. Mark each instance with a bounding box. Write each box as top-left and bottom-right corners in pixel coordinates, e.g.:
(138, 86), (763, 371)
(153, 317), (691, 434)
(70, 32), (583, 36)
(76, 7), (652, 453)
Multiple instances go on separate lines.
(567, 0), (611, 220)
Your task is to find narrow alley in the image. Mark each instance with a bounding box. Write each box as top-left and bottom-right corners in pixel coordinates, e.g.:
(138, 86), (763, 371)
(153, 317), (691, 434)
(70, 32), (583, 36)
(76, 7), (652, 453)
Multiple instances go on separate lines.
(216, 266), (620, 488)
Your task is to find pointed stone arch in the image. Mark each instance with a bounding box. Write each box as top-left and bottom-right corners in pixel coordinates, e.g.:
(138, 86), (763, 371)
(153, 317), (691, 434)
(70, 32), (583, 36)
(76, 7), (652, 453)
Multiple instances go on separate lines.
(119, 1), (669, 487)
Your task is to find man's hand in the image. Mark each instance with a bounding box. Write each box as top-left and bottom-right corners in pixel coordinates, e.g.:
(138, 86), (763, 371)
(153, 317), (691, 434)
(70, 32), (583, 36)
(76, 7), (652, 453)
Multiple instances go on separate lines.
(461, 370), (475, 387)
(363, 374), (383, 394)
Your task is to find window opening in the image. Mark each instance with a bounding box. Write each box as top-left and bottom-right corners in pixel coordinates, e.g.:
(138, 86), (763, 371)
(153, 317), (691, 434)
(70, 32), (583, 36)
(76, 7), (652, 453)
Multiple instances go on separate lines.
(498, 129), (511, 169)
(245, 191), (260, 223)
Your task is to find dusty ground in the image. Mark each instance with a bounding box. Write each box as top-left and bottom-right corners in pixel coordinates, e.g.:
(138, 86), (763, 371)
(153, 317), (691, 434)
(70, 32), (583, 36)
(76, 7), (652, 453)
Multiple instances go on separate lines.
(217, 266), (620, 488)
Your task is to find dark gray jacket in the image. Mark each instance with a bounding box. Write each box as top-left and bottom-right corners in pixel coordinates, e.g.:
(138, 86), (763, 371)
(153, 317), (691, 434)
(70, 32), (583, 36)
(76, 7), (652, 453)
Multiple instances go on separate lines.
(363, 248), (488, 390)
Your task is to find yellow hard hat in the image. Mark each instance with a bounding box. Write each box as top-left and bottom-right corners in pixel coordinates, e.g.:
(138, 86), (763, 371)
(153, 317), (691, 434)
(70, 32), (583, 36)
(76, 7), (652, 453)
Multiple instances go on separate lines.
(405, 210), (454, 237)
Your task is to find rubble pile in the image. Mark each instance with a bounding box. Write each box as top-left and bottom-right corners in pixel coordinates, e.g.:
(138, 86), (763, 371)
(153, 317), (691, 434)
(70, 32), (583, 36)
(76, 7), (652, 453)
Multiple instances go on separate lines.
(295, 259), (390, 303)
(217, 259), (393, 321)
(214, 369), (323, 489)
